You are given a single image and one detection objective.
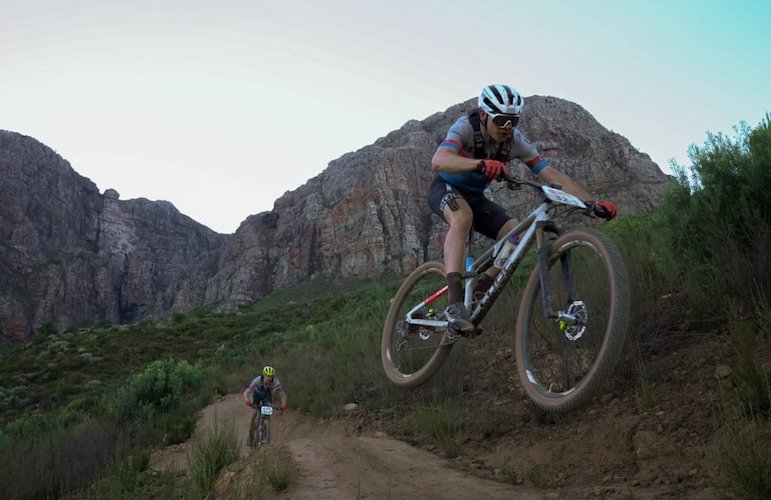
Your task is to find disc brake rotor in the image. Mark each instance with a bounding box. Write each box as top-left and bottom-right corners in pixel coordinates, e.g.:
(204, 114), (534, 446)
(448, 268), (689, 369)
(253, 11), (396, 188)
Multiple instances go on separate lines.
(560, 300), (588, 341)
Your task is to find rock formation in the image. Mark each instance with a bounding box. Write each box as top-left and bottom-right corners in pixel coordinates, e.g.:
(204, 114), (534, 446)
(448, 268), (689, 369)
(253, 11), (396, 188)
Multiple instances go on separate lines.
(0, 96), (670, 342)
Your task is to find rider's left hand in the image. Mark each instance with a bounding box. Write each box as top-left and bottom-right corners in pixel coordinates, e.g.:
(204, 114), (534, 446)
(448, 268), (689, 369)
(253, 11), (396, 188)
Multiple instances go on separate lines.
(281, 401), (287, 413)
(590, 200), (617, 220)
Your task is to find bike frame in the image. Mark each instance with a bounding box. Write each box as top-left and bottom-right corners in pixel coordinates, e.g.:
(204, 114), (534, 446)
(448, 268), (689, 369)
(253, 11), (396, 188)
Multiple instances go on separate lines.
(253, 403), (282, 446)
(404, 179), (588, 331)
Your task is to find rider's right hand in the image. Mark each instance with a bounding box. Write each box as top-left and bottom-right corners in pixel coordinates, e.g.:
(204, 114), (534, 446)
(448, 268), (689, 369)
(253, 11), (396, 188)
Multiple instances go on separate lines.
(477, 160), (508, 181)
(245, 401), (253, 408)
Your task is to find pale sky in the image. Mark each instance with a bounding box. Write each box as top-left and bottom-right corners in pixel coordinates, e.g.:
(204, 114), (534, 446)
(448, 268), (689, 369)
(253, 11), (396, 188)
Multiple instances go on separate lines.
(2, 0), (769, 233)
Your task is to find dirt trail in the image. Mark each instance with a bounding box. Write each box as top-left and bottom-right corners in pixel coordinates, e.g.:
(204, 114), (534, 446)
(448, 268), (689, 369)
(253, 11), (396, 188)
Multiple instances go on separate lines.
(149, 394), (541, 499)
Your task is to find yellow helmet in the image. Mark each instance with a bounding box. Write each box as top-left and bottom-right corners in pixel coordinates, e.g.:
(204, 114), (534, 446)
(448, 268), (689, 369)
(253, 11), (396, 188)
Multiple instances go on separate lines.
(262, 366), (276, 377)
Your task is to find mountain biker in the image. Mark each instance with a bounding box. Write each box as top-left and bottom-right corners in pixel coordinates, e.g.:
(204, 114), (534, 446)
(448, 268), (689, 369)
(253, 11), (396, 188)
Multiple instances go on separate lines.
(428, 84), (617, 336)
(243, 365), (288, 444)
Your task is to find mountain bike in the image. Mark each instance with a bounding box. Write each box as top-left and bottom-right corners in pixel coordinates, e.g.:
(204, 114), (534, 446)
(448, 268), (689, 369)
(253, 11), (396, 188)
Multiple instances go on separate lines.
(381, 173), (630, 413)
(249, 403), (282, 447)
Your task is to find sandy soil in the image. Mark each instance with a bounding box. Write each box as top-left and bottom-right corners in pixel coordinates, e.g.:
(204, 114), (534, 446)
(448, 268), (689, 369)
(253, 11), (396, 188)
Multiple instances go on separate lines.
(149, 393), (545, 499)
(148, 329), (742, 499)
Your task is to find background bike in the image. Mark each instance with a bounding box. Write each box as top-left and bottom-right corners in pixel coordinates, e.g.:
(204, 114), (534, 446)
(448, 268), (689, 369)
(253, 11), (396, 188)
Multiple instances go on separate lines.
(381, 173), (630, 413)
(249, 403), (282, 448)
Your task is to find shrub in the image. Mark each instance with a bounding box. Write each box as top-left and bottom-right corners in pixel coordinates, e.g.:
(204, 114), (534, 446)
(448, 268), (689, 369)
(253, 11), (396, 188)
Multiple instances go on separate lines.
(112, 358), (204, 421)
(657, 116), (771, 317)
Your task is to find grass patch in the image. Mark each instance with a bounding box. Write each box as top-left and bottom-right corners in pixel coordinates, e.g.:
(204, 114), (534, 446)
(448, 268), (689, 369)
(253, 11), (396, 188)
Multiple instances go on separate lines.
(633, 356), (656, 412)
(219, 444), (296, 499)
(414, 404), (463, 458)
(713, 413), (771, 499)
(188, 418), (239, 495)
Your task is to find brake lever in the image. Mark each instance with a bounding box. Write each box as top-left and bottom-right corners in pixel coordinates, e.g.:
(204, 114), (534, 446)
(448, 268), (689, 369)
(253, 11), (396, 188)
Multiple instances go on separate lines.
(503, 173), (523, 190)
(582, 200), (598, 217)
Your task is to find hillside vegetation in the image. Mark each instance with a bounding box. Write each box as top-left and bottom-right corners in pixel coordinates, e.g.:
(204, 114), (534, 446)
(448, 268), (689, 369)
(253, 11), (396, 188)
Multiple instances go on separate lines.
(0, 116), (769, 499)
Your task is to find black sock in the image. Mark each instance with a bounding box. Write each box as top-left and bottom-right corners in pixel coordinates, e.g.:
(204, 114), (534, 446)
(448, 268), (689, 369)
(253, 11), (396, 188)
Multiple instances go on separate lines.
(446, 272), (464, 304)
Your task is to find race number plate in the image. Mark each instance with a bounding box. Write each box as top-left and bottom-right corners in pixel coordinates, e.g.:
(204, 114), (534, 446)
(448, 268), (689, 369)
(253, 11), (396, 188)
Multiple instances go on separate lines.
(260, 406), (273, 416)
(542, 186), (587, 208)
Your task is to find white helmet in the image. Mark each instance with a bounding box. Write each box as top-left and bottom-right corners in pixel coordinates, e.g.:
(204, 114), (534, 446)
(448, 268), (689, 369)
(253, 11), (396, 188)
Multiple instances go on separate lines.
(478, 84), (524, 115)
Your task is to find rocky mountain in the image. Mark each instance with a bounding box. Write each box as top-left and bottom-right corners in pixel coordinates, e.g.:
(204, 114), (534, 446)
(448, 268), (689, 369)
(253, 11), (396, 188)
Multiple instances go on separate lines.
(0, 96), (670, 343)
(0, 133), (227, 343)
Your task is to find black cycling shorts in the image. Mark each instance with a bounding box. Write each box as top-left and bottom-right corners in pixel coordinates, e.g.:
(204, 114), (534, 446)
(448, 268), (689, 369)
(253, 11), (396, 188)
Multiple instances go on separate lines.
(428, 176), (512, 240)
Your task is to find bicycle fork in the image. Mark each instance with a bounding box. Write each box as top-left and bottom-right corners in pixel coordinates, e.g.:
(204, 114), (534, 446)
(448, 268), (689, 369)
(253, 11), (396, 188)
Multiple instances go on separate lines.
(537, 236), (587, 341)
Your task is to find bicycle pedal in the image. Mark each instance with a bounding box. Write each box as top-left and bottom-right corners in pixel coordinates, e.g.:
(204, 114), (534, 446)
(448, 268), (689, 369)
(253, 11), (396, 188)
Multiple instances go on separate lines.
(441, 328), (461, 345)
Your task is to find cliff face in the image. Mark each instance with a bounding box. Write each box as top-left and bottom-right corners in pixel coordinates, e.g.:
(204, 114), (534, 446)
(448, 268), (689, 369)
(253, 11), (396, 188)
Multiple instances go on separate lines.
(0, 96), (670, 342)
(205, 96), (669, 309)
(0, 132), (227, 343)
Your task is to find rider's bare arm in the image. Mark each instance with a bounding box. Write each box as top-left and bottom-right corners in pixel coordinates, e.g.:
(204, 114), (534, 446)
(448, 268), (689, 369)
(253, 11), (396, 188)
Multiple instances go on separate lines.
(431, 147), (479, 174)
(536, 166), (593, 201)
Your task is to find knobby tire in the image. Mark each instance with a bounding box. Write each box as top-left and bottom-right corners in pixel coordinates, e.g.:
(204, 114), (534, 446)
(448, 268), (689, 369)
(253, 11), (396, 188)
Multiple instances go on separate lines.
(256, 418), (270, 446)
(381, 261), (453, 388)
(515, 228), (630, 412)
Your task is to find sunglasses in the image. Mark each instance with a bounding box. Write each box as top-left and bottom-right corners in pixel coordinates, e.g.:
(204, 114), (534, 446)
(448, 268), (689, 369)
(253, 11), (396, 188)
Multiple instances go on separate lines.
(488, 113), (520, 128)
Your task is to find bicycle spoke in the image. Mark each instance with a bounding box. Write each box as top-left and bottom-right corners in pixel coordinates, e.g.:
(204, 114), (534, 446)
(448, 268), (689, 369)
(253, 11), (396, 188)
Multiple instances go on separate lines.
(391, 275), (447, 368)
(530, 244), (611, 390)
(517, 229), (629, 412)
(381, 261), (455, 387)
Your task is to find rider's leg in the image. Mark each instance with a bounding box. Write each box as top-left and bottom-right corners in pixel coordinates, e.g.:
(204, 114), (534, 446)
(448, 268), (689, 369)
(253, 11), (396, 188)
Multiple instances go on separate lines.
(248, 410), (257, 441)
(443, 200), (472, 284)
(442, 199), (474, 330)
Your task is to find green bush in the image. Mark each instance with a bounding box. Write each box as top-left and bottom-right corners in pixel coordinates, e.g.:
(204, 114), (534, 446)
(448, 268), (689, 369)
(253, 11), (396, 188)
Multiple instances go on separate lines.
(112, 358), (204, 421)
(0, 385), (30, 410)
(0, 413), (52, 445)
(657, 116), (771, 317)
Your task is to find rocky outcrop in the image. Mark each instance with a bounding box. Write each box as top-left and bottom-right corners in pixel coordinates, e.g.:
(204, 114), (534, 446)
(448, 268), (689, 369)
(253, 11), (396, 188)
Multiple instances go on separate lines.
(0, 132), (227, 343)
(0, 96), (670, 342)
(206, 96), (670, 309)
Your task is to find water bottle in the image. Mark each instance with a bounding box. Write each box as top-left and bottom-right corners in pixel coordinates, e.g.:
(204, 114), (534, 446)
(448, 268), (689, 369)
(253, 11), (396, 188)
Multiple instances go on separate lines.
(494, 235), (519, 268)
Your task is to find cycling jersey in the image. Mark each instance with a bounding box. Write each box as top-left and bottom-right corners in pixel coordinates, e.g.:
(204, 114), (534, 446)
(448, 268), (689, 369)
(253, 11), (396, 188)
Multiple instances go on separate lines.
(247, 375), (286, 397)
(437, 114), (550, 194)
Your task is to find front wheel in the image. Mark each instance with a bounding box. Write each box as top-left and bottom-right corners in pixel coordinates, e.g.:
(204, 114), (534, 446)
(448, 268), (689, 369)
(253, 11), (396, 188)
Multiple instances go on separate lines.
(516, 228), (630, 413)
(256, 417), (270, 446)
(381, 261), (454, 388)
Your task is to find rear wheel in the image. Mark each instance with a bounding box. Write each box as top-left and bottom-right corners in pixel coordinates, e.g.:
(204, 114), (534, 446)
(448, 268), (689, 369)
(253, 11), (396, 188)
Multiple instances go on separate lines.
(381, 261), (454, 388)
(516, 229), (630, 412)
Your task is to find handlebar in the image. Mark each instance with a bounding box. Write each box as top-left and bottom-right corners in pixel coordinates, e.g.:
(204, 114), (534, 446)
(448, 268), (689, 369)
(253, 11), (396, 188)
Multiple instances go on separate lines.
(500, 172), (607, 218)
(246, 402), (285, 410)
(500, 172), (545, 192)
